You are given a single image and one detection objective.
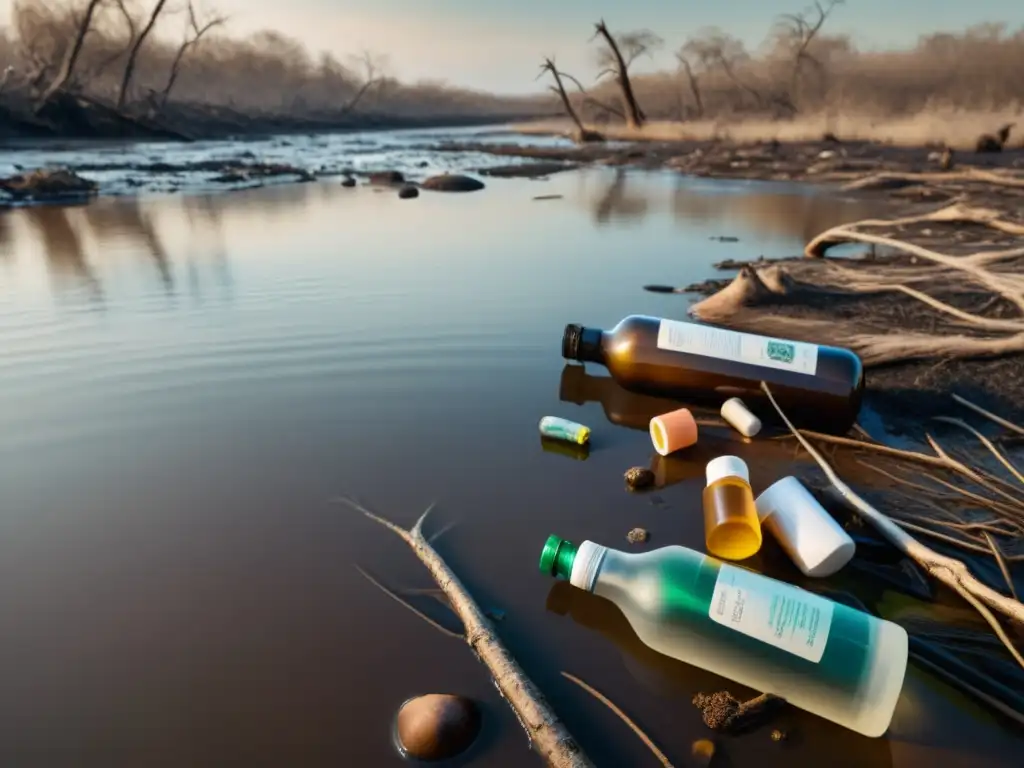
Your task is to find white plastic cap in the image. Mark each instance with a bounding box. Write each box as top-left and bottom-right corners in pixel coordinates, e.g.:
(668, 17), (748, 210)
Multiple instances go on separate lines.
(721, 397), (762, 438)
(755, 476), (856, 578)
(705, 455), (749, 486)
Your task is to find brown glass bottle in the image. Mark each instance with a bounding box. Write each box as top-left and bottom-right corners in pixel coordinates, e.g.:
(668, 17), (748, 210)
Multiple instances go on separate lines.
(562, 315), (864, 435)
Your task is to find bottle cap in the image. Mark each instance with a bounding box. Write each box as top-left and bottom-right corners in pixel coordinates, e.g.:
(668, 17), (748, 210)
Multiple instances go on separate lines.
(539, 535), (578, 580)
(755, 476), (856, 578)
(705, 455), (749, 486)
(649, 407), (699, 456)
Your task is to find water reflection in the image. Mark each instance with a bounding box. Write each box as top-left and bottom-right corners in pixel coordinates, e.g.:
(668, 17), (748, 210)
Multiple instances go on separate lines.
(546, 581), (895, 766)
(578, 168), (892, 242)
(81, 199), (173, 293)
(21, 205), (104, 304)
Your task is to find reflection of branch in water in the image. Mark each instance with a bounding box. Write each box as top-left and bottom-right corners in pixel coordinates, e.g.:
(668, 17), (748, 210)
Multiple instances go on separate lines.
(82, 199), (174, 294)
(22, 206), (104, 304)
(671, 178), (889, 243)
(0, 211), (13, 261)
(182, 196), (234, 303)
(592, 169), (650, 224)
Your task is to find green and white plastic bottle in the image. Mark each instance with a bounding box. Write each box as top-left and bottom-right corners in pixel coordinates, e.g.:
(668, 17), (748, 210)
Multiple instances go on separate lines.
(539, 535), (908, 737)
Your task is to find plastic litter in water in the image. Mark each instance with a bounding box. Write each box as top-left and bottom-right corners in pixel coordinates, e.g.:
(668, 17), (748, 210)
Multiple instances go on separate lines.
(755, 476), (856, 577)
(702, 456), (762, 561)
(649, 407), (699, 456)
(721, 397), (762, 437)
(538, 416), (591, 445)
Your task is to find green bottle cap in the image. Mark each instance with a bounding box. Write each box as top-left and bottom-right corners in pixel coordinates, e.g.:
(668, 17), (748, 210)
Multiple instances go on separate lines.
(539, 535), (578, 580)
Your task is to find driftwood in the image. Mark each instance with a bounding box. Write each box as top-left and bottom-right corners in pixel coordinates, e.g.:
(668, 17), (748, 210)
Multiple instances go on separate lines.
(338, 498), (593, 768)
(761, 382), (1024, 668)
(690, 201), (1024, 367)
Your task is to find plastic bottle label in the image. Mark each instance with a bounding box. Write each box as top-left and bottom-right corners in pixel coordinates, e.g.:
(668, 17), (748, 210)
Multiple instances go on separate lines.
(709, 563), (833, 663)
(656, 320), (819, 376)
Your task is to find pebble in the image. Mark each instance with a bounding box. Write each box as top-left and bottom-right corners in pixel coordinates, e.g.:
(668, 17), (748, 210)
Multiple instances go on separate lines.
(341, 176), (356, 187)
(691, 739), (716, 766)
(394, 693), (481, 760)
(624, 466), (655, 490)
(398, 184), (419, 199)
(771, 729), (787, 742)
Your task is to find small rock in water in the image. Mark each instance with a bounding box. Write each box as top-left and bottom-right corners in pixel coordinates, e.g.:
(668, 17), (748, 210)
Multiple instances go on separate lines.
(691, 739), (716, 766)
(398, 184), (419, 199)
(368, 170), (405, 185)
(624, 466), (655, 491)
(421, 173), (485, 192)
(341, 176), (357, 187)
(394, 694), (481, 760)
(626, 527), (649, 544)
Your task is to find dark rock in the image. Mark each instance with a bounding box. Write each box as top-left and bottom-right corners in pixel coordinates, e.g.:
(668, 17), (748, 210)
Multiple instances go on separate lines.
(394, 694), (481, 760)
(0, 168), (98, 201)
(341, 176), (357, 187)
(398, 185), (419, 199)
(421, 173), (485, 192)
(624, 466), (655, 490)
(368, 170), (405, 184)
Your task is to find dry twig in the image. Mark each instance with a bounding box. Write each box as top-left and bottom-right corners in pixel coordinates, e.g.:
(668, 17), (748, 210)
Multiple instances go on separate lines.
(337, 498), (593, 768)
(760, 382), (1024, 669)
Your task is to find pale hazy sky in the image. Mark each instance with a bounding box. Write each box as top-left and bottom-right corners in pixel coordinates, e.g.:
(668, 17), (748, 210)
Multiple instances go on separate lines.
(1, 0), (1020, 93)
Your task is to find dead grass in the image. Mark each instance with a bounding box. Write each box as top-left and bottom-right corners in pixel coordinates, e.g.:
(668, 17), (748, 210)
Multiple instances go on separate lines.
(514, 110), (1024, 150)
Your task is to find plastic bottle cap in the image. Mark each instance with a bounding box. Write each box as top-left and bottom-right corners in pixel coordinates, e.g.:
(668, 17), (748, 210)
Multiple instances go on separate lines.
(649, 407), (699, 456)
(705, 455), (749, 486)
(755, 476), (856, 578)
(539, 535), (578, 580)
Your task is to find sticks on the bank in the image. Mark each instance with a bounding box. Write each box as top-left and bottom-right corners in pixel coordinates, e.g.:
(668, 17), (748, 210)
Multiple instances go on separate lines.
(337, 498), (594, 768)
(561, 672), (675, 768)
(761, 382), (1024, 670)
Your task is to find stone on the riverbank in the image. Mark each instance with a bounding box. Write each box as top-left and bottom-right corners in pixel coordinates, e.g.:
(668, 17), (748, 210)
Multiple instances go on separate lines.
(398, 184), (419, 199)
(421, 173), (485, 192)
(341, 176), (357, 187)
(394, 694), (481, 760)
(0, 168), (98, 201)
(368, 170), (405, 185)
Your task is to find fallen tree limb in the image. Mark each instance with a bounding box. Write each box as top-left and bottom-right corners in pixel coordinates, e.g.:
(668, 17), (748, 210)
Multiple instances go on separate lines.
(760, 382), (1024, 667)
(337, 498), (594, 768)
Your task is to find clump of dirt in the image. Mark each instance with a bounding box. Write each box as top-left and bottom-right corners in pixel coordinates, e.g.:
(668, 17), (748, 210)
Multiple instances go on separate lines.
(692, 691), (787, 733)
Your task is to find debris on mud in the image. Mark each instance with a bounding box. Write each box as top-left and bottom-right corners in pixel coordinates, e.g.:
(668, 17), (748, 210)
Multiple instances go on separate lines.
(626, 527), (649, 544)
(0, 168), (98, 203)
(624, 466), (656, 491)
(692, 691), (787, 733)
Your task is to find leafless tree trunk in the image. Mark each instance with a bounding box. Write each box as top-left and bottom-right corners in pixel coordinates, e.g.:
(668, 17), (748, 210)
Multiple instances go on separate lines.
(158, 2), (226, 110)
(91, 0), (138, 78)
(118, 0), (170, 111)
(338, 52), (384, 115)
(676, 53), (704, 118)
(593, 20), (645, 129)
(776, 0), (843, 109)
(33, 0), (104, 113)
(539, 58), (585, 132)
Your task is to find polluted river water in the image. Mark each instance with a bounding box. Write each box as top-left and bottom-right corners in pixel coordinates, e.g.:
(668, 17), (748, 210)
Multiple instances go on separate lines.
(0, 128), (1021, 766)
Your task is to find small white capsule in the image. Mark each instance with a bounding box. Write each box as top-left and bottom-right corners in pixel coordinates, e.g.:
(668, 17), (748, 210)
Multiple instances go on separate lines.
(721, 397), (762, 437)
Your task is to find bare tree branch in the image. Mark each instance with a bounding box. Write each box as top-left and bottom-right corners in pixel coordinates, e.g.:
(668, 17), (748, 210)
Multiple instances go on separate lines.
(592, 19), (655, 128)
(158, 1), (226, 110)
(33, 0), (105, 112)
(117, 0), (170, 110)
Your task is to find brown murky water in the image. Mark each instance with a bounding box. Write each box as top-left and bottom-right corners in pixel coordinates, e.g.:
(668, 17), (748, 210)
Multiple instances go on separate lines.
(0, 166), (1018, 766)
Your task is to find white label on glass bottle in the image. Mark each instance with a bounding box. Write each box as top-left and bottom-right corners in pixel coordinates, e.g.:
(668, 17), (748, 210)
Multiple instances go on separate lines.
(656, 319), (819, 376)
(709, 563), (833, 663)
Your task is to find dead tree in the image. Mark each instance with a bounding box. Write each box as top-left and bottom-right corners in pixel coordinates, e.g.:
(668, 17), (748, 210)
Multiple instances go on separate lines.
(592, 20), (659, 129)
(675, 51), (704, 118)
(537, 58), (606, 142)
(33, 0), (105, 112)
(338, 51), (386, 115)
(117, 0), (170, 111)
(158, 1), (226, 110)
(773, 0), (844, 109)
(91, 0), (138, 78)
